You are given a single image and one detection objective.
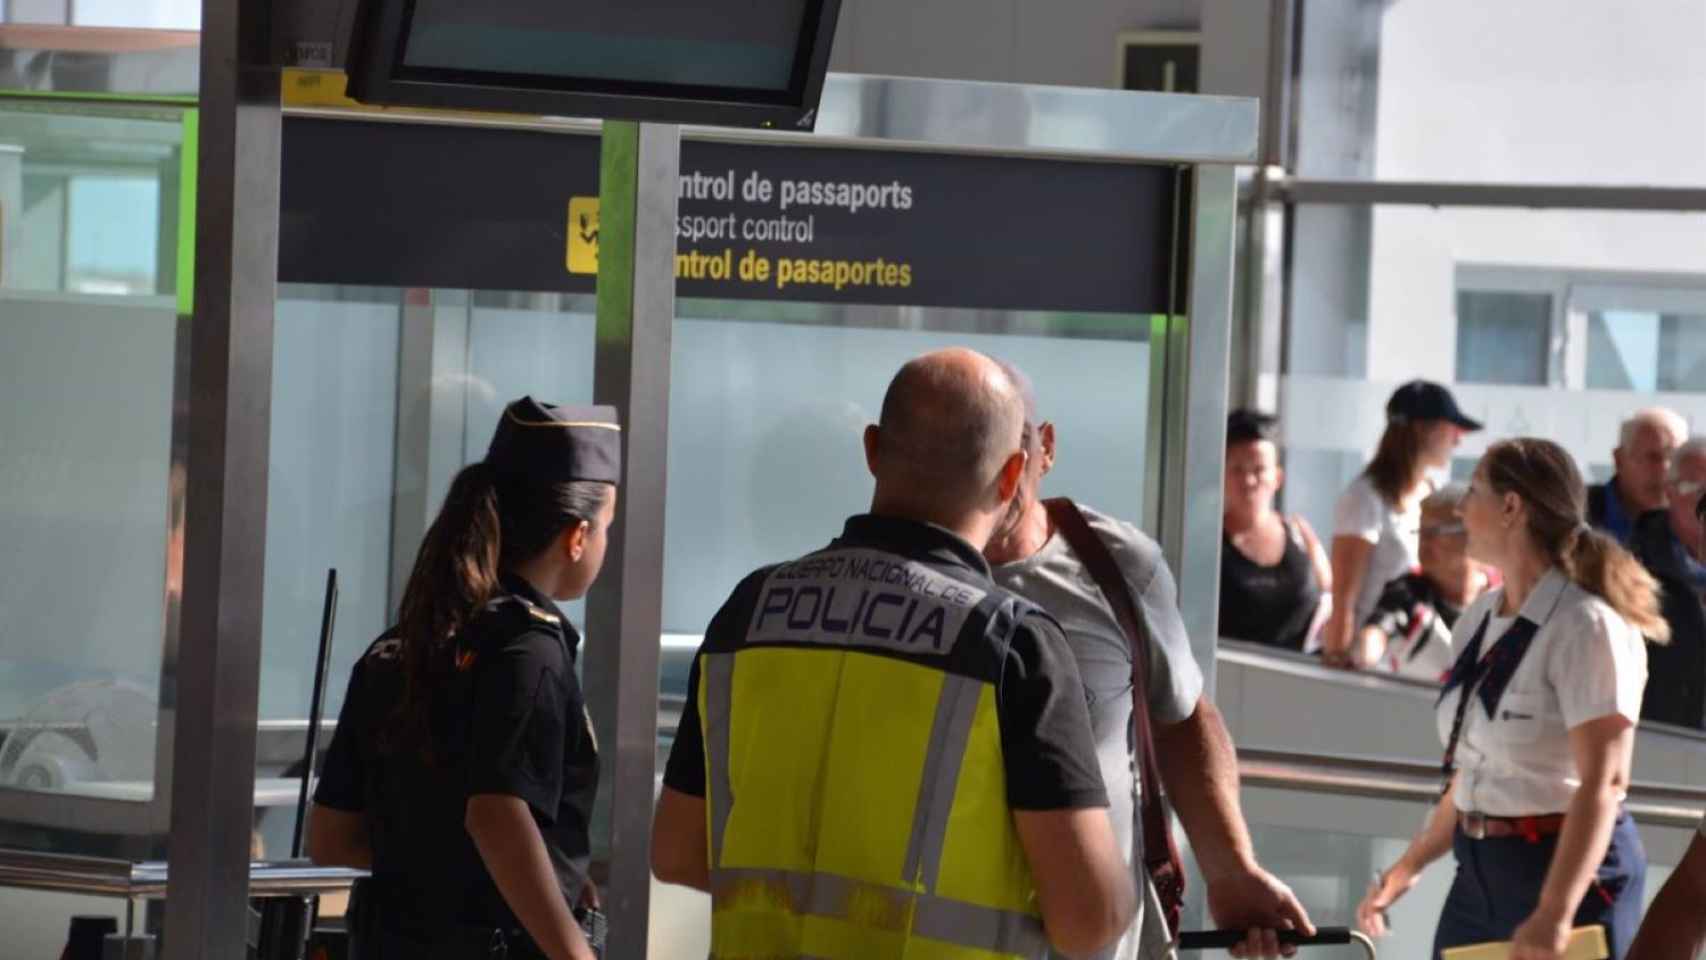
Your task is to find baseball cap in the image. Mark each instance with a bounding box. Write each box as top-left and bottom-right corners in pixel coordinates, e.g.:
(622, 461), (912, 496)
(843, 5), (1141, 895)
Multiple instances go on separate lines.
(1386, 380), (1482, 432)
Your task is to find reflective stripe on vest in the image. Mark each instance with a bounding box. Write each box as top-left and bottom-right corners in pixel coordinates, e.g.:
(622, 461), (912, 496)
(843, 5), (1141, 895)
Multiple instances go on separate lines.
(709, 867), (1048, 958)
(902, 673), (982, 891)
(705, 652), (736, 866)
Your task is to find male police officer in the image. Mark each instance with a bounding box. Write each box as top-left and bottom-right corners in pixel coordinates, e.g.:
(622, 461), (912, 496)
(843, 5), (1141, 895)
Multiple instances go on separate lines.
(984, 363), (1313, 960)
(651, 348), (1135, 959)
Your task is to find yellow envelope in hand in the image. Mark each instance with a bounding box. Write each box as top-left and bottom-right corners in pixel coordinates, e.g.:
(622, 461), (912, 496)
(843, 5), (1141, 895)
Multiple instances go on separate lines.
(1440, 926), (1608, 960)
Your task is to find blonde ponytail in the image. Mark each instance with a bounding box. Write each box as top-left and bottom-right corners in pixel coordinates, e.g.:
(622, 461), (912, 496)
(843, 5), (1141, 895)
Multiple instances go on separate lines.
(1564, 525), (1669, 643)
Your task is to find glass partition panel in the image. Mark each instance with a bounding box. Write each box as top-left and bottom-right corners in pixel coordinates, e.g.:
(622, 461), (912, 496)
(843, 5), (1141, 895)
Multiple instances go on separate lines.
(0, 102), (188, 298)
(0, 101), (188, 804)
(657, 300), (1157, 725)
(254, 285), (598, 860)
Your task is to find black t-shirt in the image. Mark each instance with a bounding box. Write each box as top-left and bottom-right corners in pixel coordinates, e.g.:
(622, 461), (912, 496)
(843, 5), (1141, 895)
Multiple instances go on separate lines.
(662, 514), (1107, 812)
(313, 575), (598, 935)
(1219, 521), (1322, 651)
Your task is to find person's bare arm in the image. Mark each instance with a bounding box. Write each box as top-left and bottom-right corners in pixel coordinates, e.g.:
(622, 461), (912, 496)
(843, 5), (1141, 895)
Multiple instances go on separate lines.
(1012, 807), (1135, 959)
(305, 805), (371, 869)
(1358, 778), (1460, 937)
(1510, 716), (1637, 958)
(465, 794), (595, 960)
(1626, 831), (1706, 960)
(1155, 700), (1253, 880)
(1156, 699), (1314, 958)
(1294, 516), (1333, 591)
(651, 785), (711, 892)
(1324, 537), (1374, 662)
(1351, 625), (1390, 670)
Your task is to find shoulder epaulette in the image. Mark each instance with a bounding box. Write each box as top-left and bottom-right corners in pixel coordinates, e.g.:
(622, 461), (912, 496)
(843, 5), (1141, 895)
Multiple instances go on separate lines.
(523, 602), (562, 626)
(481, 594), (562, 629)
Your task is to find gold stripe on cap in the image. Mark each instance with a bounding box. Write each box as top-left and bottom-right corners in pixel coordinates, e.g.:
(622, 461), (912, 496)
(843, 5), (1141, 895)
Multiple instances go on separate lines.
(505, 410), (622, 431)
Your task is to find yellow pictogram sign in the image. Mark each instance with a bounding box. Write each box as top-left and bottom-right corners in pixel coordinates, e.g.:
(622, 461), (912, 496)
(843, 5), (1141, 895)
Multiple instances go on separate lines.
(567, 197), (600, 275)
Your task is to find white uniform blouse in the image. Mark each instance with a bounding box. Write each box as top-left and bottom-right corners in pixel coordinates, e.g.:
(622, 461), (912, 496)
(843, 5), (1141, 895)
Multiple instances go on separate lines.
(1436, 568), (1648, 817)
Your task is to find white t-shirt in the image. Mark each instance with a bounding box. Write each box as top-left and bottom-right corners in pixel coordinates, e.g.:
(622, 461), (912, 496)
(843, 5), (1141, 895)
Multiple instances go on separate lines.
(1437, 568), (1648, 816)
(1333, 475), (1422, 628)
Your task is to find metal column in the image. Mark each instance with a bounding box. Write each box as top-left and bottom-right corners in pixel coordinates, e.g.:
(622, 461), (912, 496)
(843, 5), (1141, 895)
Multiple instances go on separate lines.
(585, 120), (678, 958)
(1166, 164), (1240, 692)
(162, 0), (281, 955)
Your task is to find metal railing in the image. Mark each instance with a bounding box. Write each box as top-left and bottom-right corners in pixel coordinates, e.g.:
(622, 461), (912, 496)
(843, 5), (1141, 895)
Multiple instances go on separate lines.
(1239, 746), (1706, 830)
(0, 849), (364, 899)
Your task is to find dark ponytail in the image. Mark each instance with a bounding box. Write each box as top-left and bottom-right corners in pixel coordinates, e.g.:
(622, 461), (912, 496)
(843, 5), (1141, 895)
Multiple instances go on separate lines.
(388, 462), (502, 759)
(386, 462), (611, 760)
(1480, 439), (1669, 643)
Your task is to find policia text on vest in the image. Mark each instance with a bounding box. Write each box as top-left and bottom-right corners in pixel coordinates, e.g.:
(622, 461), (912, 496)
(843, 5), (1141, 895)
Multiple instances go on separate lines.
(754, 549), (986, 652)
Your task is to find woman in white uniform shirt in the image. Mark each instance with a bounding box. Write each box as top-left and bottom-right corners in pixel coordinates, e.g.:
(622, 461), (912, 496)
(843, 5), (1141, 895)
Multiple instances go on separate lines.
(1322, 381), (1480, 667)
(1357, 438), (1667, 959)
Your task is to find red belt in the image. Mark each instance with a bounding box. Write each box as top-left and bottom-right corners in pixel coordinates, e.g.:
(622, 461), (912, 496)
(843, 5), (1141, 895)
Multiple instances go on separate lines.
(1458, 811), (1567, 841)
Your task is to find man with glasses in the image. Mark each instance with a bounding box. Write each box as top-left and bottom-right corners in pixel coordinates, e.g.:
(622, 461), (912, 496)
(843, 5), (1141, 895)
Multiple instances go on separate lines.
(1623, 486), (1706, 960)
(1631, 436), (1706, 729)
(1350, 483), (1492, 679)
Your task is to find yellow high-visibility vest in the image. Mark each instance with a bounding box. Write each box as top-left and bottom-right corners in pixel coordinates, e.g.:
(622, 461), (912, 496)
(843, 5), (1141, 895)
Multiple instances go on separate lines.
(699, 543), (1049, 960)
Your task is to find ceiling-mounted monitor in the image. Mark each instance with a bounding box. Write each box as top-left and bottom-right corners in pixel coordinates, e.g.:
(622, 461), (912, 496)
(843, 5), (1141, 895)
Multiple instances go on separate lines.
(345, 0), (843, 130)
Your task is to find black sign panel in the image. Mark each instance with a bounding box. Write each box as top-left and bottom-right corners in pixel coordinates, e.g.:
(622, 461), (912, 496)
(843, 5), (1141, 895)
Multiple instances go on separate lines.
(280, 117), (1179, 314)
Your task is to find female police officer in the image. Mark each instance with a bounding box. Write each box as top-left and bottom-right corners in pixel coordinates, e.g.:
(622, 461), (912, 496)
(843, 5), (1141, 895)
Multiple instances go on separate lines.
(307, 397), (621, 960)
(1357, 438), (1666, 959)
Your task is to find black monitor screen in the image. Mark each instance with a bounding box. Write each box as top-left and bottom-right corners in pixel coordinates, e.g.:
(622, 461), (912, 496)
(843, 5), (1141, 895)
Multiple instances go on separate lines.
(400, 0), (812, 93)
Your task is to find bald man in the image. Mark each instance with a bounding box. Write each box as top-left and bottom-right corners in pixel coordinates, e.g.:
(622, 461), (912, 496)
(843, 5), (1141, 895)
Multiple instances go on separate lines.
(1589, 407), (1688, 543)
(652, 348), (1136, 959)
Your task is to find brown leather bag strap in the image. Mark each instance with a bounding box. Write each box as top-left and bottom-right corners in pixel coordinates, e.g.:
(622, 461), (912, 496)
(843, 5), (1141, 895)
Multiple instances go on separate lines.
(1042, 498), (1176, 879)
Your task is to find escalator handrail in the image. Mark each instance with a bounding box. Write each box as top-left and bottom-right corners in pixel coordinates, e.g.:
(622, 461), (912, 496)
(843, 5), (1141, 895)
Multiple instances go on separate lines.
(1239, 746), (1706, 828)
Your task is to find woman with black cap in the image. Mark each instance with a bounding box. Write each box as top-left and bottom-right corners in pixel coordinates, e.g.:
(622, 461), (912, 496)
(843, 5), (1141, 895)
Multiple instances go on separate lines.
(306, 397), (622, 960)
(1357, 438), (1664, 959)
(1321, 380), (1481, 668)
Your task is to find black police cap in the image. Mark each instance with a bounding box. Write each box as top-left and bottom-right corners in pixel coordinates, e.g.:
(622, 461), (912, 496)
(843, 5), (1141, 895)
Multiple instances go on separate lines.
(1386, 380), (1482, 432)
(485, 397), (622, 485)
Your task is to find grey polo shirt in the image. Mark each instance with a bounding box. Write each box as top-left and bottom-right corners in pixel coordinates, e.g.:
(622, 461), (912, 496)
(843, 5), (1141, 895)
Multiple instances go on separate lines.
(993, 503), (1204, 960)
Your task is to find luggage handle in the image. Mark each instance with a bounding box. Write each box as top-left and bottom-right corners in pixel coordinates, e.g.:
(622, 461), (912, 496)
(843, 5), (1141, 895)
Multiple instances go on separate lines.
(1178, 927), (1376, 957)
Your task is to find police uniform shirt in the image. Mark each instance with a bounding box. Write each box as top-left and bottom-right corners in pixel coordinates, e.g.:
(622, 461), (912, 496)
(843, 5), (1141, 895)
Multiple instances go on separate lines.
(314, 573), (599, 933)
(664, 514), (1109, 813)
(1437, 568), (1648, 818)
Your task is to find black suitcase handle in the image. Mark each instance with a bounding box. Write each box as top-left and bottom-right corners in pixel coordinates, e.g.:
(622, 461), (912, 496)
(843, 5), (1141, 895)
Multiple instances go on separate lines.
(1179, 926), (1359, 950)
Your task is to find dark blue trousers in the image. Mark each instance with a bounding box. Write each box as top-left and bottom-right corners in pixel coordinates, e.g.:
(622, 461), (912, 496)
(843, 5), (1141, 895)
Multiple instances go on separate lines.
(1432, 813), (1646, 959)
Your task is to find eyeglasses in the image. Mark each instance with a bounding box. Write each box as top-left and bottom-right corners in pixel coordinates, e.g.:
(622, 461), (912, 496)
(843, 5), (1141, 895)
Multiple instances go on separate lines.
(1421, 521), (1467, 538)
